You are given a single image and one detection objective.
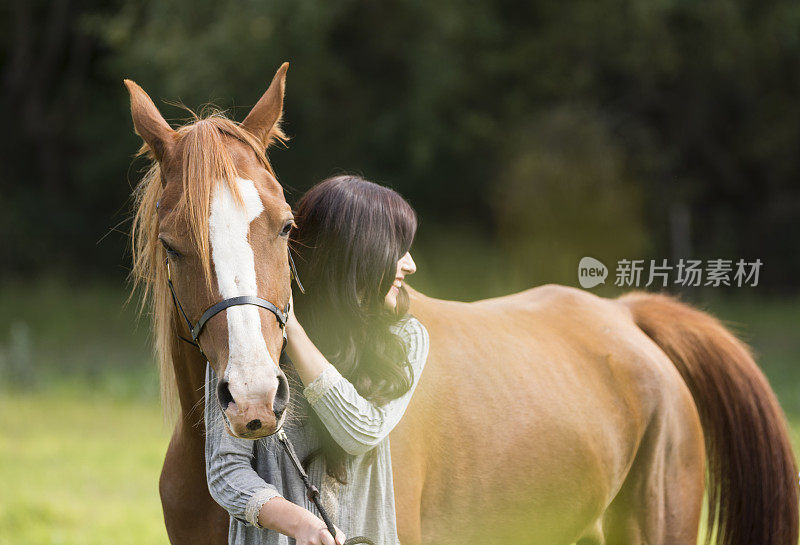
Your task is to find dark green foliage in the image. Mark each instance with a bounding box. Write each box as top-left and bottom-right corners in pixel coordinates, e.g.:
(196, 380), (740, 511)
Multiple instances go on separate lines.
(2, 0), (798, 290)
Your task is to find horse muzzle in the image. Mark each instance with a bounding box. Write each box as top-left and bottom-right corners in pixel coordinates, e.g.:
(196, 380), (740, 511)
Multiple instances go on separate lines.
(217, 367), (289, 438)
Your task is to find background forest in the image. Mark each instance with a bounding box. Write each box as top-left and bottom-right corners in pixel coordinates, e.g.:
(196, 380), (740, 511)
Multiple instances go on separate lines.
(1, 1), (798, 543)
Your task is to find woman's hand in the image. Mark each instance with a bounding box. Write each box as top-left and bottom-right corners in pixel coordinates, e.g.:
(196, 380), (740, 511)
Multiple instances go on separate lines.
(257, 497), (345, 545)
(287, 293), (302, 337)
(294, 513), (346, 545)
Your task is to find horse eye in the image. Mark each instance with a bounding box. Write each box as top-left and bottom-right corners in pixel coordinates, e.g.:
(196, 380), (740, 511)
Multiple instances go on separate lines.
(159, 238), (181, 258)
(280, 221), (293, 237)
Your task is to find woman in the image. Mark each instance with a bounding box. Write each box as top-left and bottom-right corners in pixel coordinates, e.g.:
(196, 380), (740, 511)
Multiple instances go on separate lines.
(205, 175), (430, 545)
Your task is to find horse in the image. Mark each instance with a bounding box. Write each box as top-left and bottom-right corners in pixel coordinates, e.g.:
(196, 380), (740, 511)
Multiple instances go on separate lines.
(125, 66), (798, 545)
(127, 64), (294, 544)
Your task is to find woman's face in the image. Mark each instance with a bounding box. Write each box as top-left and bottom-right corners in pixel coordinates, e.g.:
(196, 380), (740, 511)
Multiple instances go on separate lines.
(384, 251), (417, 309)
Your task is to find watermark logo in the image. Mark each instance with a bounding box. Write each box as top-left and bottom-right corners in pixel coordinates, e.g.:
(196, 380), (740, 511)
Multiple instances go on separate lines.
(577, 257), (763, 289)
(578, 257), (608, 288)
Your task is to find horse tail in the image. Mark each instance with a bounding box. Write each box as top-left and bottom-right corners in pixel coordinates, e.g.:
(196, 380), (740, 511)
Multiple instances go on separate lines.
(619, 291), (798, 545)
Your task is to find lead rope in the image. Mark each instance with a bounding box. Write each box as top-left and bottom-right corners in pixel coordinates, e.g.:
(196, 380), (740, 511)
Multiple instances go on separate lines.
(276, 429), (376, 545)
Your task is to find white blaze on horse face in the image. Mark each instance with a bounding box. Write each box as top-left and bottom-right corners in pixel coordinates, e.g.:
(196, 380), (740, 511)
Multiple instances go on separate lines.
(209, 177), (277, 403)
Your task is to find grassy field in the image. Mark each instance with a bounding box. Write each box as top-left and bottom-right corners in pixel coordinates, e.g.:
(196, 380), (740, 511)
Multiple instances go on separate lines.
(0, 389), (170, 545)
(0, 279), (798, 544)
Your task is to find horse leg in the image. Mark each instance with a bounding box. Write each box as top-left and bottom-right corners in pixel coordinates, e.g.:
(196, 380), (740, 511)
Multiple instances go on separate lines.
(161, 421), (229, 545)
(601, 400), (705, 545)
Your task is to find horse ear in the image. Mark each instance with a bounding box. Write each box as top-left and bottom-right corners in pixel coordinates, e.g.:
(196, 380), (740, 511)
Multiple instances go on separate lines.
(124, 79), (176, 162)
(241, 62), (289, 148)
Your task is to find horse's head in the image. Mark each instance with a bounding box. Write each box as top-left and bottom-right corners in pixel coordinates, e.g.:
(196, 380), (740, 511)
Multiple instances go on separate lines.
(127, 64), (293, 439)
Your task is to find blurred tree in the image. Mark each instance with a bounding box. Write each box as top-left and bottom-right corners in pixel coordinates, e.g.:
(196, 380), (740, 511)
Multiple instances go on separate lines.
(0, 0), (130, 274)
(492, 107), (648, 286)
(2, 0), (798, 292)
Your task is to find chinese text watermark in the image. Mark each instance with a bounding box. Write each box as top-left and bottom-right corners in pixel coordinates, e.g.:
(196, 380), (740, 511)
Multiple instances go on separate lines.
(578, 257), (762, 289)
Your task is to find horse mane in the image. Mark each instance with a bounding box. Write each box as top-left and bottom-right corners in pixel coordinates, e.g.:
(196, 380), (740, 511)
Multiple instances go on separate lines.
(129, 109), (285, 421)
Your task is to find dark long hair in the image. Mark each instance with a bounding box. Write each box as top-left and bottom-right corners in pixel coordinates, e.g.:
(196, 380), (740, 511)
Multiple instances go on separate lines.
(290, 175), (418, 483)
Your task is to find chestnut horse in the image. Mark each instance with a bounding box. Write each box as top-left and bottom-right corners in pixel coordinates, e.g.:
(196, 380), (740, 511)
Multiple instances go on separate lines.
(126, 66), (798, 545)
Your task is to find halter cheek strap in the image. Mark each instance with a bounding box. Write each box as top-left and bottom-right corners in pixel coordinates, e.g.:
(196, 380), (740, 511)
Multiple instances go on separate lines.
(166, 259), (204, 351)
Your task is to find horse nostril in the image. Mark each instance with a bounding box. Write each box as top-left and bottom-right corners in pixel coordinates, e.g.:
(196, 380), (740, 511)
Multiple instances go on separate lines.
(274, 371), (289, 417)
(217, 380), (234, 411)
(246, 419), (262, 431)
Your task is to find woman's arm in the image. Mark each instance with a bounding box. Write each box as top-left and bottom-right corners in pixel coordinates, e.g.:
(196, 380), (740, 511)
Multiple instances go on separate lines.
(286, 316), (430, 455)
(204, 364), (283, 526)
(204, 365), (345, 544)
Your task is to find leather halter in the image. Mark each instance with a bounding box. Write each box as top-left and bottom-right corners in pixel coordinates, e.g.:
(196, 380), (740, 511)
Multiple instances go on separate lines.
(166, 248), (305, 355)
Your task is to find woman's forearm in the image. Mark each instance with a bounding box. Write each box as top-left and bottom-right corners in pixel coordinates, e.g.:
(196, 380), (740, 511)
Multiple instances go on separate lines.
(284, 321), (386, 455)
(288, 316), (429, 456)
(257, 495), (312, 536)
(285, 321), (331, 387)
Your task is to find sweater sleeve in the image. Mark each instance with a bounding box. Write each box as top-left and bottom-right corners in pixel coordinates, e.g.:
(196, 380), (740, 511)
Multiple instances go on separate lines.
(204, 364), (283, 528)
(302, 316), (430, 456)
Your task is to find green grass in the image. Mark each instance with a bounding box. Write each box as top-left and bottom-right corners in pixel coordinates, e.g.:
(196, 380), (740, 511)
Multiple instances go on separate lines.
(0, 279), (797, 544)
(0, 278), (170, 545)
(0, 389), (170, 545)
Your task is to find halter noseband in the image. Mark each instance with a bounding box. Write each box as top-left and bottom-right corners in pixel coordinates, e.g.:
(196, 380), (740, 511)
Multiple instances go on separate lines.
(166, 249), (305, 355)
